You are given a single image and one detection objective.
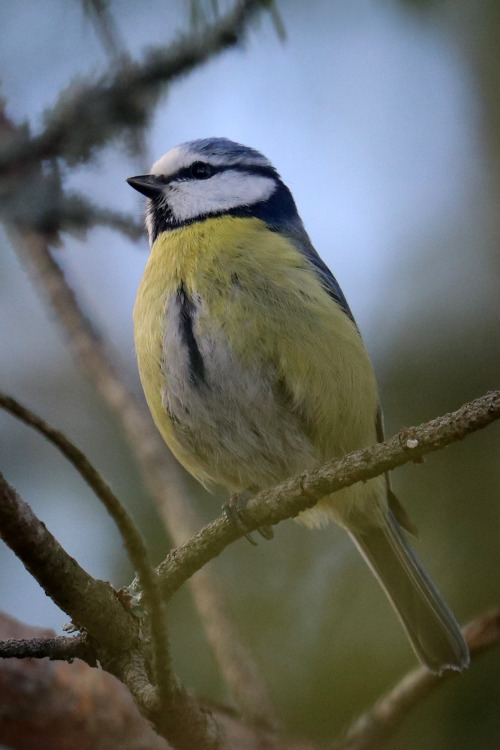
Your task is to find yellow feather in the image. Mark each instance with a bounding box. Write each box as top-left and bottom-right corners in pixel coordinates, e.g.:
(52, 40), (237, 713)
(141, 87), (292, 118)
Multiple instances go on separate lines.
(134, 215), (382, 523)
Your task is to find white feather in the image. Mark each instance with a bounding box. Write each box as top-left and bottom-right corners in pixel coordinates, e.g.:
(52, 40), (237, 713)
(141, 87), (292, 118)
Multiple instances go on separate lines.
(165, 170), (276, 223)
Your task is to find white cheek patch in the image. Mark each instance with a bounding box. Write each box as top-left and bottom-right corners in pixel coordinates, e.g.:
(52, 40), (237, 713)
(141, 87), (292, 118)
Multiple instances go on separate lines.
(167, 170), (277, 222)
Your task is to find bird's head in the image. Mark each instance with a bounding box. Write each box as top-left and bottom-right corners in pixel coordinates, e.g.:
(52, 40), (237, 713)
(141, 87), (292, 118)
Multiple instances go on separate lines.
(127, 137), (302, 245)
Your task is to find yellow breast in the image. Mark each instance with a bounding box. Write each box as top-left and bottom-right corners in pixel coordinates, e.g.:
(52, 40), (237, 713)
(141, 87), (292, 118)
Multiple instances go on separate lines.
(134, 216), (379, 493)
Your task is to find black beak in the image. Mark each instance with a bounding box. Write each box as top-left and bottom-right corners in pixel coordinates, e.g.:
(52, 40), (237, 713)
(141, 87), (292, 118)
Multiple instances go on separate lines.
(126, 174), (164, 199)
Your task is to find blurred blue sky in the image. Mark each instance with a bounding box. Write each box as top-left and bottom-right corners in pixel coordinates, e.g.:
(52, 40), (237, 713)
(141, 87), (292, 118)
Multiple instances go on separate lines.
(0, 0), (491, 630)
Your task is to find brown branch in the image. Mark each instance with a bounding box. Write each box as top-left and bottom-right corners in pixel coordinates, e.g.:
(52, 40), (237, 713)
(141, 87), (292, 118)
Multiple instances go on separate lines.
(0, 391), (224, 748)
(0, 473), (222, 750)
(5, 388), (496, 750)
(0, 108), (142, 241)
(337, 609), (500, 750)
(0, 612), (315, 750)
(250, 389), (500, 523)
(0, 471), (137, 652)
(1, 610), (499, 750)
(0, 392), (172, 711)
(8, 229), (277, 729)
(0, 632), (93, 663)
(0, 613), (171, 750)
(53, 195), (144, 240)
(157, 390), (500, 598)
(82, 0), (127, 65)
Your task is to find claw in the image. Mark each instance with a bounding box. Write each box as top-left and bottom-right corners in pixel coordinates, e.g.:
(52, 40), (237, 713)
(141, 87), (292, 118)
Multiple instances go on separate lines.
(223, 490), (274, 545)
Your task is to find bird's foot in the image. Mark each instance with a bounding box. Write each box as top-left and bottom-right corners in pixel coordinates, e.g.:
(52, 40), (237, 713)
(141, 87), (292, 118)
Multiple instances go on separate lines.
(223, 490), (274, 545)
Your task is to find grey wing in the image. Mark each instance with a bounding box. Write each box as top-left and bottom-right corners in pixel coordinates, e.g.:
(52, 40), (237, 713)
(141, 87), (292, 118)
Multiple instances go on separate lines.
(304, 243), (356, 321)
(289, 231), (356, 323)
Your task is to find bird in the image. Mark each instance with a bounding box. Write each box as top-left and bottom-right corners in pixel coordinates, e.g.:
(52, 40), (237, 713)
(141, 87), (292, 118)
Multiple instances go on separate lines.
(127, 137), (469, 674)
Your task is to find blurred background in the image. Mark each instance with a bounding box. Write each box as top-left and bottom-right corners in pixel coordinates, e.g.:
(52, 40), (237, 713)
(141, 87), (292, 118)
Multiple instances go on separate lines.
(0, 1), (499, 748)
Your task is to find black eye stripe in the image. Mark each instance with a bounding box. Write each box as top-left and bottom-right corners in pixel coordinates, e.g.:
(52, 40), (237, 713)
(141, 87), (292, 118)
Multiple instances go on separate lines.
(160, 162), (279, 184)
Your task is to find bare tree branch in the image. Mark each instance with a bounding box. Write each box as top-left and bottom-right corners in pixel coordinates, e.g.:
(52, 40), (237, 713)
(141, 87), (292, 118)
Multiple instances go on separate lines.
(50, 194), (144, 240)
(0, 391), (173, 711)
(0, 378), (498, 748)
(0, 108), (143, 241)
(82, 0), (127, 65)
(0, 472), (222, 750)
(0, 471), (137, 652)
(0, 613), (172, 750)
(2, 608), (499, 750)
(0, 612), (315, 750)
(337, 609), (500, 750)
(0, 632), (93, 663)
(157, 390), (500, 598)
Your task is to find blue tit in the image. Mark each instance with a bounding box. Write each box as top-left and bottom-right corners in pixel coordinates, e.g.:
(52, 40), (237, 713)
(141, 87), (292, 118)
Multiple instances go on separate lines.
(127, 138), (469, 674)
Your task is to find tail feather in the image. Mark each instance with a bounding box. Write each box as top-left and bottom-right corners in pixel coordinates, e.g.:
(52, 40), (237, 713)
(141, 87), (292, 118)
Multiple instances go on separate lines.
(350, 510), (469, 673)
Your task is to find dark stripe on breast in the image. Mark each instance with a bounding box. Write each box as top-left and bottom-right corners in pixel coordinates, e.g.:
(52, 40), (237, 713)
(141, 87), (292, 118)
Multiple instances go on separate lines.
(176, 284), (206, 387)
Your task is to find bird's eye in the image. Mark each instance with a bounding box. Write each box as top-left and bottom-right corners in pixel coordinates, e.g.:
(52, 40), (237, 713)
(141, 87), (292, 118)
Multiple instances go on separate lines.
(190, 161), (213, 180)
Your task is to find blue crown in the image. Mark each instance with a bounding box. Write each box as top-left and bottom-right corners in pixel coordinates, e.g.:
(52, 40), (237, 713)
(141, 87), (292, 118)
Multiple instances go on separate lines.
(181, 138), (272, 168)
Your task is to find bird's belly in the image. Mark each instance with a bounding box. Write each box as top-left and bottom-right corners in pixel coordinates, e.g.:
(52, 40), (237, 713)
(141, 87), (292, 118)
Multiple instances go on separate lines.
(161, 297), (319, 492)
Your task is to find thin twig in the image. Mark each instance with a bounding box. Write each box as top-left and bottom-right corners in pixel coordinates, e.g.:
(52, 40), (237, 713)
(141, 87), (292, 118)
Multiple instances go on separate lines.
(0, 611), (314, 750)
(157, 390), (500, 598)
(2, 608), (499, 750)
(0, 107), (142, 242)
(0, 632), (94, 663)
(54, 194), (144, 240)
(0, 392), (172, 710)
(0, 473), (220, 750)
(82, 0), (127, 64)
(337, 609), (500, 750)
(117, 653), (221, 750)
(0, 471), (137, 651)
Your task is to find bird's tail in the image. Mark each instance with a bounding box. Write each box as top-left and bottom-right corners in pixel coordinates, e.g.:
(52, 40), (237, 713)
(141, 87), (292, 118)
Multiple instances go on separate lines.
(349, 509), (469, 673)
